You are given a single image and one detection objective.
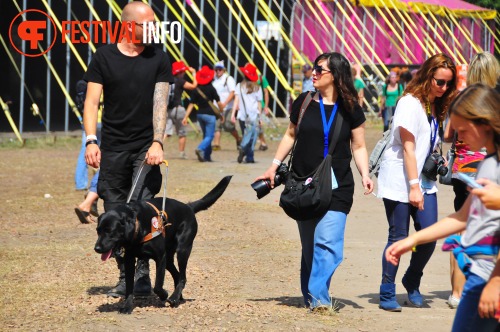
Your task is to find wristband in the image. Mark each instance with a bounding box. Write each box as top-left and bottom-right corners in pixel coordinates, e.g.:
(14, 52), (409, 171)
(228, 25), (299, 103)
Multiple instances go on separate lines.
(85, 139), (98, 147)
(272, 158), (281, 166)
(86, 134), (97, 141)
(153, 139), (164, 150)
(408, 179), (419, 186)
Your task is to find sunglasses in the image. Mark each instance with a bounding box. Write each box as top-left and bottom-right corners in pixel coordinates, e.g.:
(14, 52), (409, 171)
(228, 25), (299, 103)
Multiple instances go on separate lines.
(313, 65), (331, 75)
(433, 77), (453, 88)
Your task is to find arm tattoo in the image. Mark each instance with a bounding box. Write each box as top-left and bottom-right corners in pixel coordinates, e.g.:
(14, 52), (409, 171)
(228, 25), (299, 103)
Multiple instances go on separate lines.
(152, 82), (169, 141)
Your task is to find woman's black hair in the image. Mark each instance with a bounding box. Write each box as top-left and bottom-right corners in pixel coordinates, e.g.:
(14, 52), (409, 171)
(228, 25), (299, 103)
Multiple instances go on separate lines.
(314, 52), (359, 112)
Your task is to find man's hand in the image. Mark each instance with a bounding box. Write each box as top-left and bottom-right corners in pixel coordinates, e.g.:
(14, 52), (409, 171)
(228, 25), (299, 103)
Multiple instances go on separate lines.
(145, 141), (164, 165)
(85, 144), (101, 168)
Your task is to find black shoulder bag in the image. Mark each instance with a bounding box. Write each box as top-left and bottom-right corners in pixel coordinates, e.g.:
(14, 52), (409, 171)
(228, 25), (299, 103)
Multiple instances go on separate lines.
(196, 87), (222, 120)
(279, 92), (344, 221)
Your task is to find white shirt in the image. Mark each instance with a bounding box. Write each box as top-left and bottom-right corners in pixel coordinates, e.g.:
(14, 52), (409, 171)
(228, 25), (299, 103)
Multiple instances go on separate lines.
(212, 73), (236, 110)
(234, 83), (263, 122)
(377, 94), (440, 203)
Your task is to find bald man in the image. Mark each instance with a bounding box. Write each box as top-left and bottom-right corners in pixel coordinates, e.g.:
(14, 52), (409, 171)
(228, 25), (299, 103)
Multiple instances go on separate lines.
(83, 2), (174, 298)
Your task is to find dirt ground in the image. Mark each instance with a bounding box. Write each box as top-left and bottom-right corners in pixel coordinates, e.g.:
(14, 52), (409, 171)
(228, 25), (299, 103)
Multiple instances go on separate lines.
(0, 122), (458, 331)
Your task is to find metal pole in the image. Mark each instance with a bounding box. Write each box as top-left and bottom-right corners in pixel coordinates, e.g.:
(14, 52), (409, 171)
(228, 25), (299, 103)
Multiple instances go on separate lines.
(64, 0), (72, 132)
(300, 2), (304, 51)
(250, 1), (258, 59)
(199, 0), (205, 66)
(20, 0), (27, 133)
(286, 1), (297, 114)
(234, 0), (242, 79)
(470, 18), (474, 61)
(181, 0), (186, 56)
(372, 8), (376, 64)
(214, 0), (219, 57)
(88, 0), (94, 64)
(163, 1), (168, 53)
(273, 0), (285, 116)
(46, 0), (52, 132)
(262, 0), (272, 74)
(226, 0), (232, 73)
(341, 11), (346, 55)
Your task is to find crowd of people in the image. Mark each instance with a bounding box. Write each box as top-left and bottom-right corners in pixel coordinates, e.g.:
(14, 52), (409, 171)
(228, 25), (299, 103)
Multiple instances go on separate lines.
(72, 3), (500, 330)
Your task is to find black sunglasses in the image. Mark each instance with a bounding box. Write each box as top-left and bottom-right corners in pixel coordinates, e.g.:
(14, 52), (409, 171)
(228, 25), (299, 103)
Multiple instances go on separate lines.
(433, 77), (453, 88)
(313, 65), (331, 75)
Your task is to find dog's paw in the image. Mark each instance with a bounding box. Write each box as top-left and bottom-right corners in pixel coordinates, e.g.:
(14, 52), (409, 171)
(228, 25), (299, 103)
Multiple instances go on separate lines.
(119, 296), (134, 314)
(154, 288), (168, 301)
(166, 297), (180, 308)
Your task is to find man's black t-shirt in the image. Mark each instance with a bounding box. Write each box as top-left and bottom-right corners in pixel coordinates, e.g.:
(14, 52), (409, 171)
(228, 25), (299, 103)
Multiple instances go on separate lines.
(84, 44), (174, 151)
(189, 85), (220, 116)
(289, 92), (366, 214)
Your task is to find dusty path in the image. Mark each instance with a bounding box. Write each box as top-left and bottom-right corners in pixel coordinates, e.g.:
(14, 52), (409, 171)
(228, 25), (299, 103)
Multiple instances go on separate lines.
(0, 125), (457, 331)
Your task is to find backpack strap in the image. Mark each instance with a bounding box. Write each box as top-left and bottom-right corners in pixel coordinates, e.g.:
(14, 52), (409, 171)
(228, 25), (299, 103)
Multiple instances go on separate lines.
(296, 91), (315, 136)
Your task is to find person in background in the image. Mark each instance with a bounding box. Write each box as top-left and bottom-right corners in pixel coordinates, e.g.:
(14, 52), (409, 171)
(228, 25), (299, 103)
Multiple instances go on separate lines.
(256, 69), (271, 151)
(255, 52), (373, 310)
(377, 54), (458, 312)
(231, 63), (262, 164)
(211, 60), (241, 150)
(385, 84), (500, 331)
(165, 60), (197, 159)
(182, 65), (223, 162)
(302, 64), (314, 92)
(379, 71), (404, 132)
(352, 66), (365, 107)
(83, 2), (173, 298)
(443, 51), (499, 309)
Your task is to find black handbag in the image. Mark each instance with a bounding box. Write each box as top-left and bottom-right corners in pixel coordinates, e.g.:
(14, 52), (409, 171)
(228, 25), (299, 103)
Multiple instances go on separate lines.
(279, 92), (344, 221)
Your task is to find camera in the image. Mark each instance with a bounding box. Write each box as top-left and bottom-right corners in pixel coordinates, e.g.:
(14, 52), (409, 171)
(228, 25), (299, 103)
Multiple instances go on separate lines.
(251, 163), (289, 199)
(421, 152), (448, 181)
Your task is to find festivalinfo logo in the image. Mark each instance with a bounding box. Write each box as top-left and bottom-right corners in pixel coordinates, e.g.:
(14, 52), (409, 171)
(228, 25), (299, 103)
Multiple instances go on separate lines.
(9, 9), (182, 57)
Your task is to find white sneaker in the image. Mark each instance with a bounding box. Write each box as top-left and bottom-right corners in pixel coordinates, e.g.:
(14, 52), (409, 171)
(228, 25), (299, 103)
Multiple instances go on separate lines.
(447, 294), (460, 309)
(180, 151), (187, 159)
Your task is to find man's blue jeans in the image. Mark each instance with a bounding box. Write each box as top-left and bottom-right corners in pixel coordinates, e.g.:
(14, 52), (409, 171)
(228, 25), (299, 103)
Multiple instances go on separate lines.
(296, 210), (347, 308)
(381, 194), (438, 288)
(196, 114), (216, 161)
(451, 273), (499, 332)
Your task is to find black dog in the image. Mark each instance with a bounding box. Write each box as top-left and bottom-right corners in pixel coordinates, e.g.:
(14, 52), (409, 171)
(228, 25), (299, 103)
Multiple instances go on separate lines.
(94, 176), (231, 314)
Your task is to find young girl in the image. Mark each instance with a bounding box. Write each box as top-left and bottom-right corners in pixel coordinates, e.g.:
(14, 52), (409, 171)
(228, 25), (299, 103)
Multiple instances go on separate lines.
(385, 84), (500, 332)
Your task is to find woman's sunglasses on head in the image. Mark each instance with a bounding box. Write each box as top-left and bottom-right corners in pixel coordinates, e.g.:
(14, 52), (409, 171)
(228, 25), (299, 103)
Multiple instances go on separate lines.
(433, 77), (453, 88)
(313, 65), (331, 75)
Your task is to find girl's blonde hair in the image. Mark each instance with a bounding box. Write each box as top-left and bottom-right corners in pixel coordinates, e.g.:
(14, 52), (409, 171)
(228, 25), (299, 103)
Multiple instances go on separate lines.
(449, 83), (500, 158)
(242, 79), (259, 94)
(467, 52), (500, 88)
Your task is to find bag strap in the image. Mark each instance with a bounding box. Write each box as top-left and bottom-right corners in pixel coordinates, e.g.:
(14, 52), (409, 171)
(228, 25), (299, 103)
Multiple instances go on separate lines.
(296, 91), (315, 136)
(239, 84), (248, 119)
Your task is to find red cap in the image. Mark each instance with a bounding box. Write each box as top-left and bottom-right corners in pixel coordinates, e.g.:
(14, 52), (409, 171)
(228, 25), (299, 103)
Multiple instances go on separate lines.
(172, 61), (188, 75)
(239, 63), (259, 82)
(196, 65), (215, 85)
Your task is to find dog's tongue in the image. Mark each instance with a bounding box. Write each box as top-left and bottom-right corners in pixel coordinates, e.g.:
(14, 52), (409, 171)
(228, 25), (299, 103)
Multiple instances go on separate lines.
(101, 250), (112, 262)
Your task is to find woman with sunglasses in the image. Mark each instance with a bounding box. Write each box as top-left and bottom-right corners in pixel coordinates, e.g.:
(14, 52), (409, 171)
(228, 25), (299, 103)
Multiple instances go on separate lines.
(377, 54), (458, 311)
(256, 52), (374, 310)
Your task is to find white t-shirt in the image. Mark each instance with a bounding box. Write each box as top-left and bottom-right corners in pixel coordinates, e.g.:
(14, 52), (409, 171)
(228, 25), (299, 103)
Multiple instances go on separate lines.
(212, 73), (236, 110)
(377, 94), (440, 203)
(234, 83), (263, 122)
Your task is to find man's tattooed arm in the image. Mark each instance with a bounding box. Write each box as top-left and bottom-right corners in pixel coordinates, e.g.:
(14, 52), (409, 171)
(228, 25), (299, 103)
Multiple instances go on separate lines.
(152, 82), (169, 141)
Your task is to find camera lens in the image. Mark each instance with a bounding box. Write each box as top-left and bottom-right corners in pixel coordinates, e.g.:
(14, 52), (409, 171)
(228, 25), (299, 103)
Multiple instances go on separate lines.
(251, 179), (272, 199)
(437, 165), (448, 176)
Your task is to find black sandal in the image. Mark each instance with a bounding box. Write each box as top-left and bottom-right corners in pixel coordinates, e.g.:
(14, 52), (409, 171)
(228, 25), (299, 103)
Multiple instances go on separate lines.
(74, 207), (95, 224)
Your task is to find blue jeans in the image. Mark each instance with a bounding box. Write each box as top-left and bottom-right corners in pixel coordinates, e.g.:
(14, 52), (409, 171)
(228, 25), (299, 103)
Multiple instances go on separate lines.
(196, 114), (216, 161)
(89, 170), (99, 194)
(75, 124), (101, 190)
(297, 211), (347, 308)
(382, 106), (395, 131)
(452, 273), (499, 332)
(381, 194), (437, 288)
(240, 121), (258, 162)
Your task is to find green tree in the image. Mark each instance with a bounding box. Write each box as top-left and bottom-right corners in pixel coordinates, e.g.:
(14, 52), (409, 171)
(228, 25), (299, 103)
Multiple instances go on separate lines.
(463, 0), (500, 12)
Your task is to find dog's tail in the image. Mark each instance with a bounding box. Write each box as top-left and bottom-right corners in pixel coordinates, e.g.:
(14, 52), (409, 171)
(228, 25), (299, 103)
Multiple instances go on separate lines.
(188, 176), (232, 214)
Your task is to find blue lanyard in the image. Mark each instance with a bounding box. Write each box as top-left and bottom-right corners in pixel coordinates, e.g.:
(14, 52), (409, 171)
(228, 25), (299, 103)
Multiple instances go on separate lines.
(319, 94), (338, 157)
(429, 116), (438, 155)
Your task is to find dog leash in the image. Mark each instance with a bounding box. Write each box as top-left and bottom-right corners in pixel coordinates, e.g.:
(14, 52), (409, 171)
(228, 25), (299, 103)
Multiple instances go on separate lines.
(126, 159), (169, 217)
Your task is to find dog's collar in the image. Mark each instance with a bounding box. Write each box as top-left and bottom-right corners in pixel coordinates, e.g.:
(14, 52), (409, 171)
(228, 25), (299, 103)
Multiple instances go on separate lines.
(133, 201), (171, 243)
